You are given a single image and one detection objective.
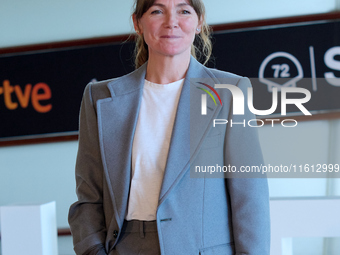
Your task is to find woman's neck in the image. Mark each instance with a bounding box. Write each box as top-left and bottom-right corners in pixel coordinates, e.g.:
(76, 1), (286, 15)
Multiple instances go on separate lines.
(145, 53), (191, 84)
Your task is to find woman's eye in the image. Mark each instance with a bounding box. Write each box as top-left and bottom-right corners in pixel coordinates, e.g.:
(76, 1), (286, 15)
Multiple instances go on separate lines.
(151, 10), (162, 14)
(181, 10), (191, 14)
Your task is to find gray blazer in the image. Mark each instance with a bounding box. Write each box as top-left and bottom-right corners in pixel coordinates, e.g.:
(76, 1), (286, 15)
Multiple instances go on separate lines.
(68, 56), (270, 255)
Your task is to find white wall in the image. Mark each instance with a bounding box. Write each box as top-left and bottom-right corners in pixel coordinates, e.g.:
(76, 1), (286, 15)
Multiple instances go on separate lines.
(0, 0), (337, 48)
(259, 120), (340, 198)
(0, 141), (78, 227)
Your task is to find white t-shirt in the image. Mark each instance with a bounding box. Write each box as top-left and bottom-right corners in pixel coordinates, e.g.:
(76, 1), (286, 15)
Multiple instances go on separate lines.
(125, 78), (184, 221)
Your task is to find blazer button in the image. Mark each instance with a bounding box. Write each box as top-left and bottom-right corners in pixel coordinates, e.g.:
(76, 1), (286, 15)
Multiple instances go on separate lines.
(113, 230), (118, 238)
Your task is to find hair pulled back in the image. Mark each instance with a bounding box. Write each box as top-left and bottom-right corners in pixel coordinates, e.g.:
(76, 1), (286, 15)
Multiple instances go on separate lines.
(132, 0), (212, 69)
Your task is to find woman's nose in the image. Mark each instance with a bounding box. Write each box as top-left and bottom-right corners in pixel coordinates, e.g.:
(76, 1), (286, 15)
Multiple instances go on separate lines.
(164, 12), (178, 29)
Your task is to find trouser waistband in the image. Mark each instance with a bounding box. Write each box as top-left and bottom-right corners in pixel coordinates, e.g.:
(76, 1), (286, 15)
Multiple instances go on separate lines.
(122, 220), (157, 238)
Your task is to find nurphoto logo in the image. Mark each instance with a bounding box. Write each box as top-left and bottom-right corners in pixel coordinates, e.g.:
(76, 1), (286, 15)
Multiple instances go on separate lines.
(197, 81), (312, 128)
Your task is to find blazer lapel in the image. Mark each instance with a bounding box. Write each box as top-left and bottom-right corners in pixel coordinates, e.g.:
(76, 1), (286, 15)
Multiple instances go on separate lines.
(97, 57), (223, 219)
(97, 64), (147, 225)
(158, 57), (223, 204)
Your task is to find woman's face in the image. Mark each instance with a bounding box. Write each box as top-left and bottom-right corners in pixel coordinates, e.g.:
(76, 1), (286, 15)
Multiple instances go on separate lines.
(134, 0), (202, 60)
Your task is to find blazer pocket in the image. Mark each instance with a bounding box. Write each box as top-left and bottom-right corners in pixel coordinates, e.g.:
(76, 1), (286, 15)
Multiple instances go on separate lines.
(201, 133), (221, 150)
(199, 242), (234, 255)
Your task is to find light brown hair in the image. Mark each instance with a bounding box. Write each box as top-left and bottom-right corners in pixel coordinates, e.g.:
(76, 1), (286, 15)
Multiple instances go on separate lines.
(132, 0), (212, 69)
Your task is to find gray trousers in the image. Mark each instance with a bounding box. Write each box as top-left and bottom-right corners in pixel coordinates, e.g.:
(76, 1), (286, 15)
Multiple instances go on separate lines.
(110, 220), (161, 255)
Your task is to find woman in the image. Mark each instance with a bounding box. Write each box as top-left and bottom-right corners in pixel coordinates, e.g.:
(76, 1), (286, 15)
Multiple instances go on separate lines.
(68, 0), (270, 254)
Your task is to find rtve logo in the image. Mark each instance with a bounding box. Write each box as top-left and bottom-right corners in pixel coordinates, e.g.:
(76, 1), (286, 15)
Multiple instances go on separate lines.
(0, 80), (52, 113)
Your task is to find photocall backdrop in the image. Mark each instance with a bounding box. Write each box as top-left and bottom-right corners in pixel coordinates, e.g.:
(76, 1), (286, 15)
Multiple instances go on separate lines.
(1, 19), (340, 141)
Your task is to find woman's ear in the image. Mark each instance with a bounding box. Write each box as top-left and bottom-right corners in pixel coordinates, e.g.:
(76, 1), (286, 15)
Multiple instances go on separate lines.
(196, 16), (203, 34)
(132, 14), (141, 34)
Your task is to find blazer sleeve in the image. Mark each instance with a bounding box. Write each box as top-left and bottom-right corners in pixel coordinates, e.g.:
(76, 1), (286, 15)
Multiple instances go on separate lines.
(224, 77), (271, 255)
(68, 83), (108, 255)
